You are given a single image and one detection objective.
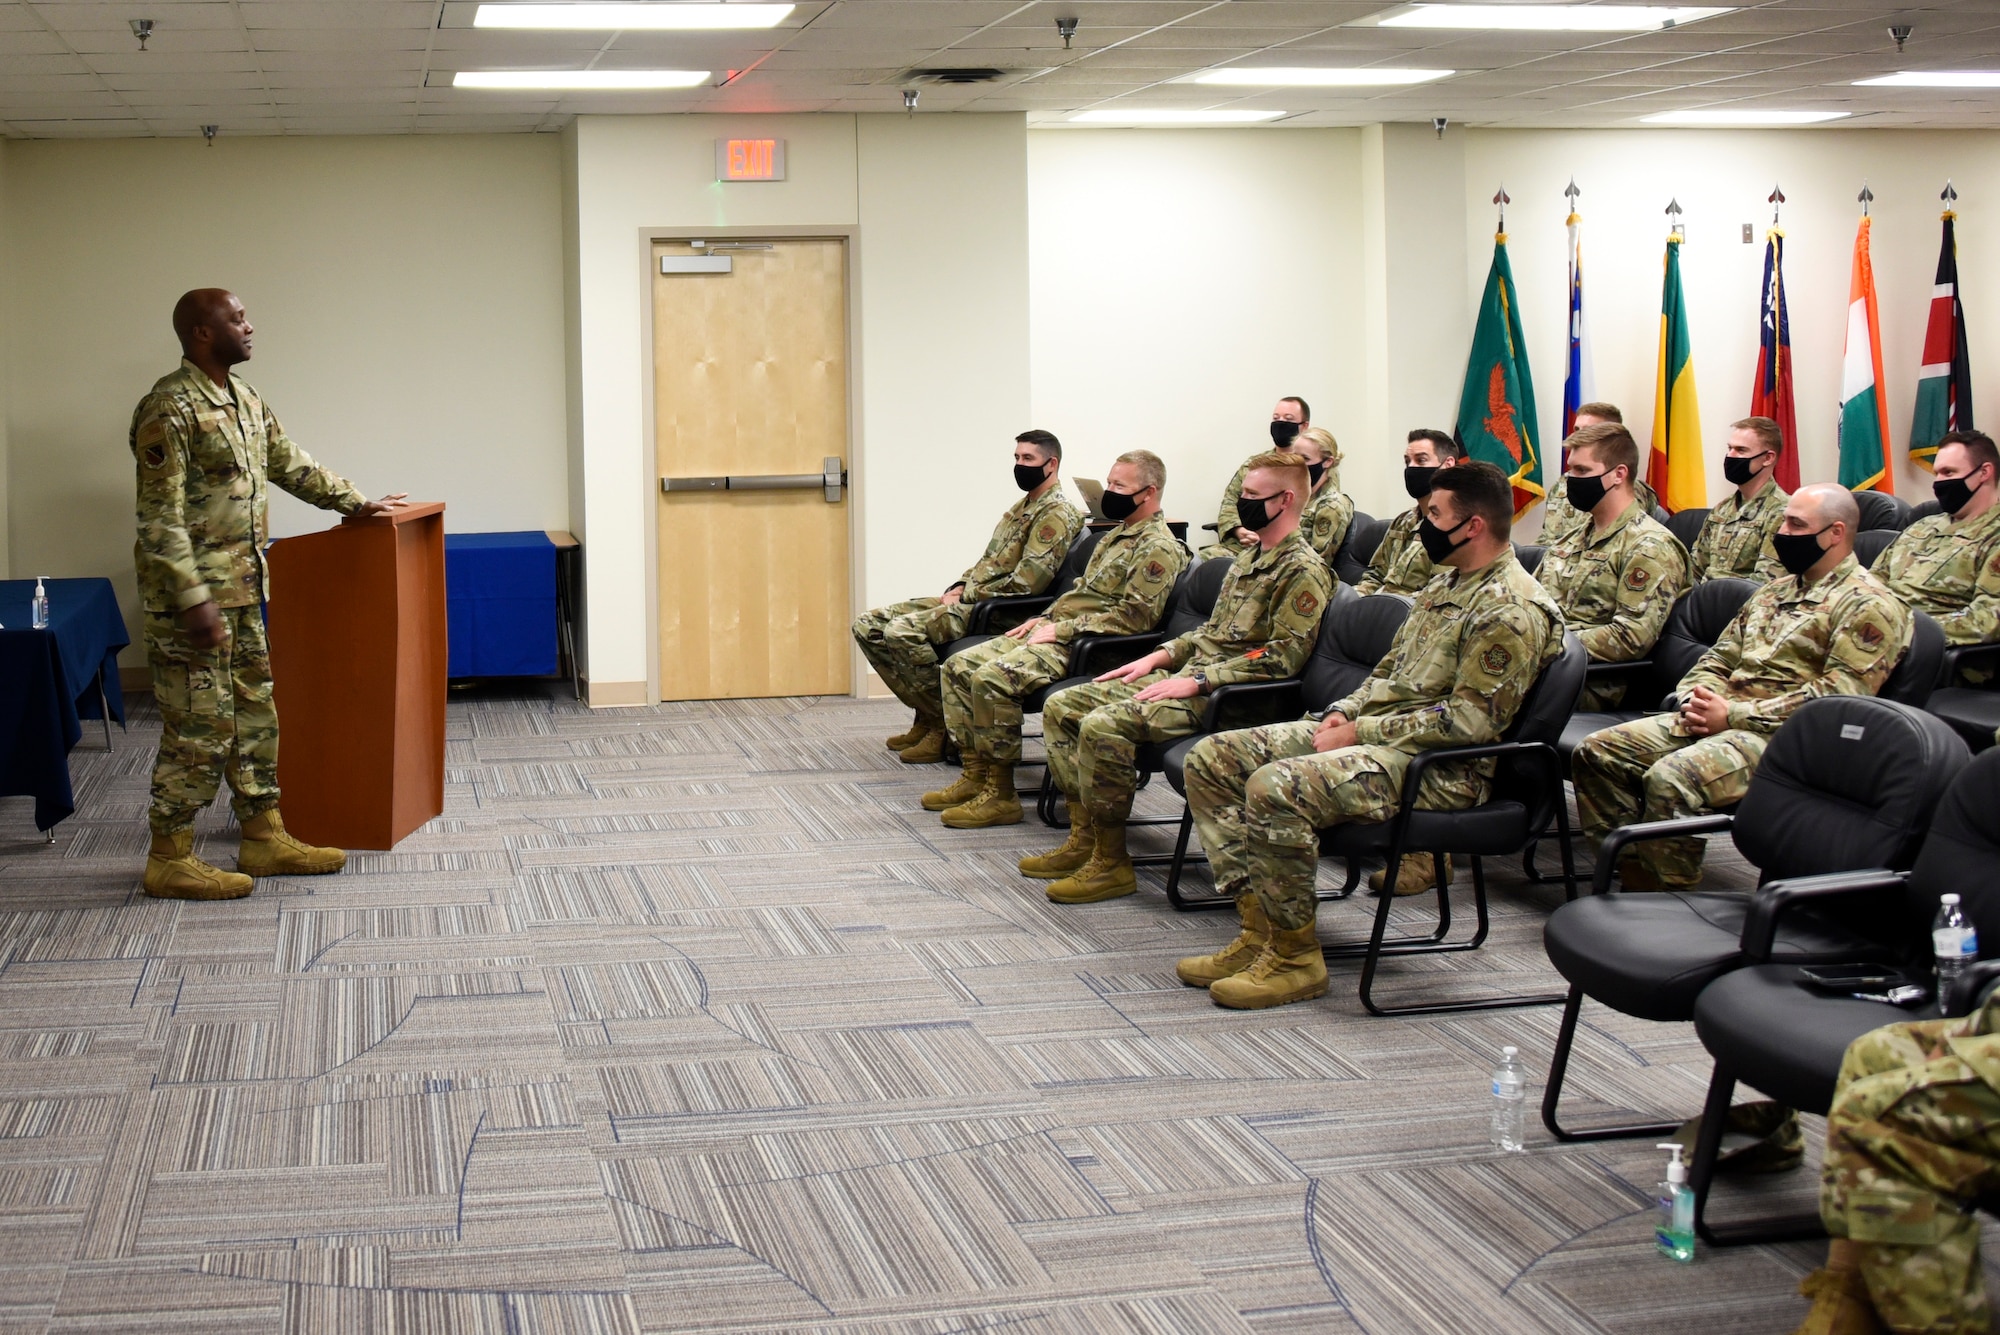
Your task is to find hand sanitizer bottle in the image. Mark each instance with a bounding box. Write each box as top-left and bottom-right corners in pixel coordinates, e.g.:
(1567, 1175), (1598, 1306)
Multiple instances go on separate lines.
(1654, 1143), (1695, 1262)
(31, 578), (50, 630)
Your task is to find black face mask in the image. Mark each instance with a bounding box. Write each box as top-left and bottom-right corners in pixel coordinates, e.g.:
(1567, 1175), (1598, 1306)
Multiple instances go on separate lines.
(1771, 526), (1831, 577)
(1099, 487), (1142, 521)
(1722, 453), (1769, 487)
(1403, 465), (1438, 499)
(1934, 474), (1981, 516)
(1418, 512), (1472, 563)
(1014, 461), (1050, 493)
(1564, 470), (1612, 513)
(1269, 420), (1301, 448)
(1237, 492), (1283, 532)
(1306, 461), (1326, 487)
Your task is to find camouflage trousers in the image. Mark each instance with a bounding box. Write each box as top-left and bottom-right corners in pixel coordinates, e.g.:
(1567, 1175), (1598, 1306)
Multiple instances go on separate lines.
(1819, 1015), (2000, 1334)
(144, 605), (281, 837)
(1183, 720), (1489, 931)
(851, 597), (975, 719)
(1569, 714), (1766, 888)
(1042, 674), (1205, 818)
(939, 637), (1069, 763)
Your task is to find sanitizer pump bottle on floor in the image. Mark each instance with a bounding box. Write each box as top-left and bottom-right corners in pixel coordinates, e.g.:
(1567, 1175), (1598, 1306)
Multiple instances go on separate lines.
(1655, 1143), (1695, 1262)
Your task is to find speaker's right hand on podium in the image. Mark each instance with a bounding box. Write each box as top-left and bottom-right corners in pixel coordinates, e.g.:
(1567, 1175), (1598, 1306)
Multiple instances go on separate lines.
(354, 492), (410, 519)
(181, 600), (227, 650)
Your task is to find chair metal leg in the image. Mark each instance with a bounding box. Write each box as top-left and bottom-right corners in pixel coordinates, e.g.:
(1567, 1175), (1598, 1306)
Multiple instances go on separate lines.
(1689, 1065), (1826, 1247)
(1353, 854), (1565, 1017)
(1157, 807), (1231, 911)
(1541, 986), (1683, 1142)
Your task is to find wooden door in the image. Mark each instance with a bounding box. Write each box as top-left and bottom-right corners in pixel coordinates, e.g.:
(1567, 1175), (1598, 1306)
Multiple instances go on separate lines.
(653, 238), (851, 700)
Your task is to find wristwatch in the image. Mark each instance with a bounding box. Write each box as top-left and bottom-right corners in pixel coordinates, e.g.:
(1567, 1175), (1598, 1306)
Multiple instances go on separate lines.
(1192, 671), (1210, 695)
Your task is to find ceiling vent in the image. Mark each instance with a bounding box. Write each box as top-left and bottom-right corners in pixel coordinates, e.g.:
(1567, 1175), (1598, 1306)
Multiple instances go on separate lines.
(907, 68), (1009, 85)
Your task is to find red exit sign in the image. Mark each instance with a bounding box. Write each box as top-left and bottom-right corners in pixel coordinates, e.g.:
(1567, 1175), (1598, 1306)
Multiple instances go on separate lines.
(715, 138), (786, 182)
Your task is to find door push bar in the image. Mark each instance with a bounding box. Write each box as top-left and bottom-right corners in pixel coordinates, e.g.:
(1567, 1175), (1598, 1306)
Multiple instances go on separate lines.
(661, 456), (846, 503)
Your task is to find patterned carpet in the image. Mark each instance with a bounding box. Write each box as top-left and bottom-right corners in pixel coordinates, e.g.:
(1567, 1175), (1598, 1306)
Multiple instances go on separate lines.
(0, 686), (1953, 1333)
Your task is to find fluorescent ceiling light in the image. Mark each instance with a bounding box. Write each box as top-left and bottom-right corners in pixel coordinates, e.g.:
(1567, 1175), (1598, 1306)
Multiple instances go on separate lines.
(1854, 71), (2000, 88)
(473, 3), (792, 30)
(1377, 4), (1730, 31)
(1640, 108), (1849, 124)
(453, 69), (709, 89)
(1190, 67), (1454, 87)
(1069, 109), (1286, 124)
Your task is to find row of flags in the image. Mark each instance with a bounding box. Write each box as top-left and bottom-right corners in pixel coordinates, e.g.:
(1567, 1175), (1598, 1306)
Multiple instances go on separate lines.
(1455, 204), (1977, 517)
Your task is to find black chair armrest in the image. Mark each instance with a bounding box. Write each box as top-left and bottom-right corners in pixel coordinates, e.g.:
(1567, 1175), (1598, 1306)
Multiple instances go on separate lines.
(1395, 740), (1556, 810)
(966, 593), (1055, 635)
(1069, 632), (1166, 679)
(1200, 679), (1304, 732)
(1584, 658), (1654, 678)
(1738, 868), (1909, 963)
(1591, 813), (1736, 895)
(1949, 959), (2000, 1016)
(1939, 642), (2000, 688)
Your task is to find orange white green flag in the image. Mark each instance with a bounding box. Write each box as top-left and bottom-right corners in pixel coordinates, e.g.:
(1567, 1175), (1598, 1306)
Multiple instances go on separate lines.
(1838, 214), (1895, 492)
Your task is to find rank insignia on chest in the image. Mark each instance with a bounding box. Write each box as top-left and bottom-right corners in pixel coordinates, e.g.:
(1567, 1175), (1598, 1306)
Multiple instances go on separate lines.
(1293, 590), (1320, 618)
(1481, 645), (1513, 675)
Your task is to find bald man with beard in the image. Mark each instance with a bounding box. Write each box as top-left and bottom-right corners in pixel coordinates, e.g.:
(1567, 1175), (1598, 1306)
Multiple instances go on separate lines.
(131, 288), (406, 900)
(1570, 484), (1913, 890)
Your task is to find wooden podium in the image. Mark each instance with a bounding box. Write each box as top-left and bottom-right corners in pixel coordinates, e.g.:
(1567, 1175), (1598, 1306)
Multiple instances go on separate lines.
(266, 502), (446, 850)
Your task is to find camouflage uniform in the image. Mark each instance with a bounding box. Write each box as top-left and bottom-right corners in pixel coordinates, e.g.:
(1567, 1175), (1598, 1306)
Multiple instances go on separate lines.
(1689, 481), (1787, 583)
(132, 359), (367, 837)
(1200, 456), (1342, 562)
(1873, 503), (2000, 648)
(1817, 996), (2000, 1334)
(1571, 555), (1912, 887)
(1536, 498), (1690, 710)
(938, 515), (1188, 763)
(1541, 476), (1661, 550)
(1044, 532), (1331, 819)
(1183, 550), (1561, 929)
(1299, 483), (1355, 567)
(1353, 505), (1433, 598)
(852, 488), (1082, 718)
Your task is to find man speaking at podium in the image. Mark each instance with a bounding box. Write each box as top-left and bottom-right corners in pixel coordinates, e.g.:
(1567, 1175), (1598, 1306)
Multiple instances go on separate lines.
(130, 289), (406, 900)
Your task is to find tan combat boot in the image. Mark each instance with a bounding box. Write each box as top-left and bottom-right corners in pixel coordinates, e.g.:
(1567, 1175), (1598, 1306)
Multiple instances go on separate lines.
(236, 810), (346, 877)
(1020, 811), (1094, 879)
(886, 710), (928, 751)
(1616, 854), (1667, 892)
(922, 757), (987, 812)
(898, 721), (946, 765)
(143, 830), (255, 900)
(942, 764), (1023, 829)
(1176, 894), (1271, 987)
(1793, 1242), (1887, 1335)
(1368, 852), (1451, 897)
(1046, 817), (1136, 904)
(1209, 923), (1328, 1009)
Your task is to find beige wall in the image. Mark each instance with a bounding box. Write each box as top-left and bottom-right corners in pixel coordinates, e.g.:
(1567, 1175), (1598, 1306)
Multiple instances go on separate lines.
(2, 134), (568, 659)
(1026, 129), (1373, 526)
(565, 113), (1030, 702)
(0, 141), (9, 583)
(1466, 128), (2000, 511)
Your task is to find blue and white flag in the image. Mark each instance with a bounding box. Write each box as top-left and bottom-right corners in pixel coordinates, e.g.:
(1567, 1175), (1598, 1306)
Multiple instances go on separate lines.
(1561, 206), (1595, 456)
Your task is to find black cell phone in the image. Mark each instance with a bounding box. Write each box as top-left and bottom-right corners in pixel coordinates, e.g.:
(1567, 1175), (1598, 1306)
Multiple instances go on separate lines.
(1797, 964), (1904, 990)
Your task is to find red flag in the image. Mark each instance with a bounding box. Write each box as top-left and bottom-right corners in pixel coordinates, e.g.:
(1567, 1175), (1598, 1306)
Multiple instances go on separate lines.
(1749, 228), (1801, 491)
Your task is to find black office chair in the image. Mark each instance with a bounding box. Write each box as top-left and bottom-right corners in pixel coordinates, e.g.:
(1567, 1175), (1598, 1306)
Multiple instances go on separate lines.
(1908, 497), (1945, 524)
(1851, 488), (1913, 533)
(1034, 557), (1235, 826)
(1664, 507), (1710, 551)
(1514, 543), (1545, 576)
(1878, 610), (1945, 709)
(1687, 746), (2000, 1244)
(1153, 591), (1413, 909)
(1853, 528), (1900, 569)
(1309, 633), (1589, 1016)
(1922, 642), (2000, 752)
(1540, 696), (1971, 1142)
(1331, 511), (1383, 587)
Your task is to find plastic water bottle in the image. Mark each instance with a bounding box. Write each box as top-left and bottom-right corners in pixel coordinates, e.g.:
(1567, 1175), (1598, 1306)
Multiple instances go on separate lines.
(1934, 893), (1979, 1015)
(1491, 1045), (1527, 1153)
(30, 578), (49, 630)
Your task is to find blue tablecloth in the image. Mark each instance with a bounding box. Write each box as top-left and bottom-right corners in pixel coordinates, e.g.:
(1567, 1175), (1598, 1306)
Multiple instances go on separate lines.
(0, 577), (130, 831)
(445, 531), (557, 677)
